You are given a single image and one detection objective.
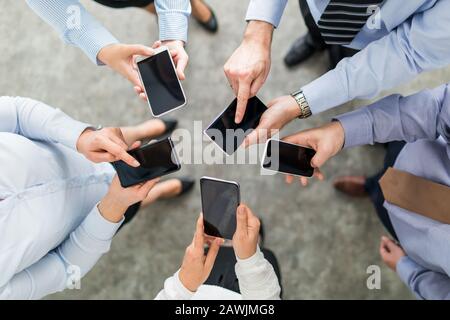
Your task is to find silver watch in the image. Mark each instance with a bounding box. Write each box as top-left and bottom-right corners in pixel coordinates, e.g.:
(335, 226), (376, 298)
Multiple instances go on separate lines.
(291, 89), (312, 119)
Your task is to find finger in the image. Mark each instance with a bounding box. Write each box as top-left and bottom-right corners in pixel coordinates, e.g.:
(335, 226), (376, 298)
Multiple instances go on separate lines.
(310, 152), (329, 169)
(243, 122), (271, 148)
(139, 92), (147, 101)
(102, 138), (139, 167)
(91, 152), (116, 163)
(314, 168), (325, 181)
(249, 74), (266, 97)
(204, 238), (221, 272)
(134, 86), (143, 94)
(127, 44), (154, 57)
(235, 81), (251, 124)
(245, 205), (260, 231)
(175, 55), (188, 80)
(235, 204), (248, 235)
(285, 175), (294, 184)
(129, 141), (141, 150)
(138, 178), (160, 196)
(300, 177), (308, 186)
(152, 40), (162, 49)
(109, 131), (129, 151)
(282, 132), (310, 147)
(193, 214), (204, 248)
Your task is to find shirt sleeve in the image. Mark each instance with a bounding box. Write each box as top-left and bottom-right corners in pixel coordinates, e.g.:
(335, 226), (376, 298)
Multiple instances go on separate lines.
(397, 256), (450, 300)
(302, 0), (450, 114)
(234, 247), (281, 300)
(245, 0), (288, 28)
(334, 84), (450, 148)
(0, 205), (123, 300)
(155, 0), (191, 43)
(0, 96), (91, 151)
(154, 270), (195, 300)
(26, 0), (119, 65)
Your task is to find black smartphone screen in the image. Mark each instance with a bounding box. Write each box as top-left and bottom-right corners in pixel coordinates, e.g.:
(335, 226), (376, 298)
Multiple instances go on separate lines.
(200, 177), (240, 240)
(205, 96), (267, 155)
(263, 140), (316, 177)
(112, 138), (181, 188)
(137, 49), (185, 116)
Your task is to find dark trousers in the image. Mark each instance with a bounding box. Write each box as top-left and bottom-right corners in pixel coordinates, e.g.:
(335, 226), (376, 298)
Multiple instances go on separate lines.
(205, 246), (283, 298)
(93, 0), (154, 8)
(364, 141), (406, 241)
(299, 0), (359, 66)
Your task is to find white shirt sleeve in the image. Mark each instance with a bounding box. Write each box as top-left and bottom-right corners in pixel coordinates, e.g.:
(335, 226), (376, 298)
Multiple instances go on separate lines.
(0, 96), (90, 151)
(245, 0), (288, 28)
(0, 205), (123, 299)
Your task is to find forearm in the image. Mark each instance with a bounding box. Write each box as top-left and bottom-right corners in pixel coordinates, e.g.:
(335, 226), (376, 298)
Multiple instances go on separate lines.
(397, 256), (450, 300)
(0, 96), (90, 150)
(335, 84), (448, 148)
(235, 247), (281, 300)
(245, 0), (287, 28)
(26, 0), (118, 64)
(301, 0), (450, 115)
(155, 0), (191, 43)
(0, 205), (123, 300)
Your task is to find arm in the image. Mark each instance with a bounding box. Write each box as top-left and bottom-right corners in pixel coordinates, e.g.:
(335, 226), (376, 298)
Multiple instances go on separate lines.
(245, 0), (288, 28)
(0, 205), (122, 300)
(154, 271), (195, 300)
(26, 0), (118, 65)
(235, 247), (281, 300)
(0, 96), (90, 150)
(335, 84), (450, 148)
(302, 0), (450, 114)
(397, 256), (450, 300)
(155, 0), (191, 44)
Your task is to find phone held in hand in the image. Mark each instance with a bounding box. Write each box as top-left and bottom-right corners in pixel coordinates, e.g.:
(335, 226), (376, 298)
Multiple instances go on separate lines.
(204, 96), (267, 155)
(200, 177), (240, 240)
(112, 137), (181, 188)
(262, 139), (316, 177)
(136, 46), (187, 117)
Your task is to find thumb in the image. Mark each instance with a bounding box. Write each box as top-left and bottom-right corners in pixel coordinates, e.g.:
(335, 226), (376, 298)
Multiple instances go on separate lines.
(126, 44), (154, 57)
(244, 123), (272, 148)
(235, 204), (248, 236)
(310, 151), (328, 169)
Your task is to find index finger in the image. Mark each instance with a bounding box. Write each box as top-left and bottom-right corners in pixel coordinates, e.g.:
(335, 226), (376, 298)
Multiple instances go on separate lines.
(101, 138), (139, 167)
(235, 80), (251, 124)
(193, 214), (205, 248)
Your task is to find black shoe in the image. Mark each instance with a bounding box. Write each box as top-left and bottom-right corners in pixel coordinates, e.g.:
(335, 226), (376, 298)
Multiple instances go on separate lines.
(194, 4), (218, 33)
(284, 33), (325, 68)
(178, 177), (195, 196)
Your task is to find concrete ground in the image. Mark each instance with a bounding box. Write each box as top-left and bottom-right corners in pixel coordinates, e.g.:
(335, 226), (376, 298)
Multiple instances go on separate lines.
(2, 1), (450, 300)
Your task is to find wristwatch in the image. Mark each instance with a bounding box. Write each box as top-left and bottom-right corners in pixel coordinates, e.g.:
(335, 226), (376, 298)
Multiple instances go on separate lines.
(290, 89), (312, 119)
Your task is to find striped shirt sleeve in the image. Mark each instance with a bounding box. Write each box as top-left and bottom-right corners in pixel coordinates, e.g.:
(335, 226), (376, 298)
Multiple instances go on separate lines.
(155, 0), (191, 43)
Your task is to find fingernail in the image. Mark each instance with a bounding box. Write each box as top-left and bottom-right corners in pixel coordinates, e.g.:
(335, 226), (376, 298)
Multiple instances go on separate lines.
(133, 160), (140, 167)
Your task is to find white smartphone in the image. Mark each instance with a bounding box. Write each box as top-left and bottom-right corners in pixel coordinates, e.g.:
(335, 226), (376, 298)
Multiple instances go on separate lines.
(136, 46), (187, 117)
(261, 139), (316, 177)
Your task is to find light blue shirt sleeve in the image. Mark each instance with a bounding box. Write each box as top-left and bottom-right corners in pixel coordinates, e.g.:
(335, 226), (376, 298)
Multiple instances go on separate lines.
(26, 0), (119, 65)
(397, 256), (450, 300)
(335, 84), (450, 148)
(155, 0), (191, 43)
(0, 96), (91, 150)
(302, 0), (450, 114)
(245, 0), (288, 28)
(0, 205), (123, 299)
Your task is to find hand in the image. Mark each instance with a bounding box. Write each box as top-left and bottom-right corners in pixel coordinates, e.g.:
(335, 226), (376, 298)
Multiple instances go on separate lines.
(97, 43), (154, 100)
(224, 21), (274, 124)
(232, 204), (261, 260)
(282, 121), (345, 186)
(77, 127), (141, 167)
(379, 236), (406, 271)
(133, 40), (189, 100)
(179, 215), (222, 292)
(243, 95), (301, 148)
(98, 176), (160, 223)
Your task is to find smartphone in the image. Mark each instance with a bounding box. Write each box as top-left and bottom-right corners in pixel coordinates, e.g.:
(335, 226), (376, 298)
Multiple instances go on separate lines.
(112, 137), (181, 188)
(204, 96), (267, 155)
(200, 177), (240, 240)
(136, 46), (187, 117)
(261, 139), (316, 177)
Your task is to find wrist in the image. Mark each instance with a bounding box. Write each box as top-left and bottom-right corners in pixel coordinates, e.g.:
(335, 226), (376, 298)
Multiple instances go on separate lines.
(98, 194), (128, 223)
(286, 95), (302, 119)
(76, 127), (95, 154)
(244, 21), (273, 47)
(178, 269), (199, 292)
(97, 43), (118, 66)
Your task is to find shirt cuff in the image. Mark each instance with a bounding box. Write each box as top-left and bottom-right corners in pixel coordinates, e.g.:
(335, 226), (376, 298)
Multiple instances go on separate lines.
(245, 0), (287, 28)
(81, 204), (124, 241)
(236, 246), (263, 268)
(397, 256), (424, 287)
(302, 68), (349, 115)
(158, 12), (188, 43)
(50, 109), (92, 151)
(334, 109), (373, 148)
(74, 26), (119, 65)
(173, 270), (196, 299)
